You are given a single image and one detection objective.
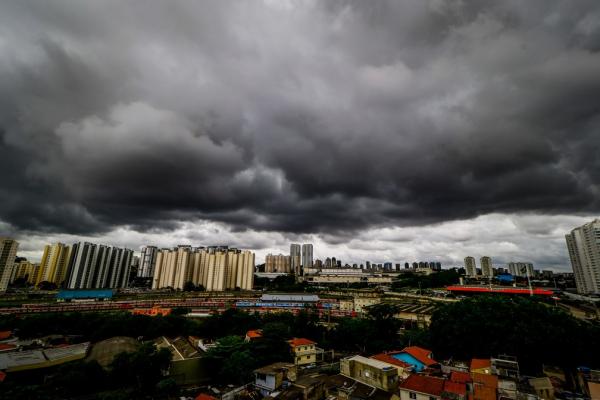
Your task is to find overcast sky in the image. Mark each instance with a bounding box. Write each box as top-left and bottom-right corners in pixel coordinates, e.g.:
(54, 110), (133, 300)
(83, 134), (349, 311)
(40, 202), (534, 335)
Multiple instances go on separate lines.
(1, 1), (599, 270)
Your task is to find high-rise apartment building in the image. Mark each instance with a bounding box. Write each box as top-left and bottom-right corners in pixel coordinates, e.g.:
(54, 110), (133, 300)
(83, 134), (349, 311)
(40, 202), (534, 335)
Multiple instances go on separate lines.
(508, 262), (534, 278)
(12, 260), (41, 285)
(464, 256), (477, 277)
(480, 256), (493, 277)
(290, 244), (301, 275)
(139, 246), (158, 278)
(65, 242), (133, 289)
(265, 254), (291, 273)
(38, 243), (71, 286)
(566, 219), (600, 294)
(301, 244), (313, 272)
(152, 247), (255, 291)
(0, 238), (19, 292)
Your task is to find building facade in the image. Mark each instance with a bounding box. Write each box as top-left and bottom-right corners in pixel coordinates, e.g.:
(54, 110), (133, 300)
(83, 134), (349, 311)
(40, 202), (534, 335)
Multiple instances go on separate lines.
(566, 219), (600, 294)
(139, 245), (158, 278)
(290, 244), (301, 276)
(301, 244), (313, 272)
(508, 262), (534, 278)
(65, 242), (133, 289)
(38, 243), (71, 286)
(464, 256), (477, 277)
(265, 254), (291, 273)
(0, 238), (19, 292)
(480, 256), (493, 278)
(152, 246), (255, 291)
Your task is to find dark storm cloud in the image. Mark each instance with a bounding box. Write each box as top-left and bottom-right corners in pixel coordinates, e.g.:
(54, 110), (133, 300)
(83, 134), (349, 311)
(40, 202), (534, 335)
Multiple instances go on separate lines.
(0, 0), (599, 236)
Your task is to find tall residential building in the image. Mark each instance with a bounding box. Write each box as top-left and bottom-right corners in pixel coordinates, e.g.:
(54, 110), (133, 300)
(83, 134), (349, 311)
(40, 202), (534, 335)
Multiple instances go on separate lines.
(301, 244), (313, 272)
(480, 256), (493, 277)
(65, 242), (133, 289)
(152, 247), (255, 291)
(566, 219), (600, 294)
(38, 243), (71, 286)
(265, 254), (291, 273)
(12, 260), (41, 285)
(290, 244), (301, 275)
(0, 238), (19, 292)
(464, 256), (477, 277)
(139, 246), (158, 278)
(508, 262), (534, 278)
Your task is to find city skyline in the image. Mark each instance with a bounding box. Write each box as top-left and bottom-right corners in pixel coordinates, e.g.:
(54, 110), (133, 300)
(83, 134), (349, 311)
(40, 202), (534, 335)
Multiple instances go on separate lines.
(1, 2), (599, 272)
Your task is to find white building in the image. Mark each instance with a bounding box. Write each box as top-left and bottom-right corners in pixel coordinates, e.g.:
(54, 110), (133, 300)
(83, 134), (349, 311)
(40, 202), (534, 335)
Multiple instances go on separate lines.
(139, 245), (158, 278)
(290, 243), (301, 276)
(566, 219), (600, 294)
(480, 256), (493, 277)
(464, 256), (477, 277)
(508, 262), (534, 278)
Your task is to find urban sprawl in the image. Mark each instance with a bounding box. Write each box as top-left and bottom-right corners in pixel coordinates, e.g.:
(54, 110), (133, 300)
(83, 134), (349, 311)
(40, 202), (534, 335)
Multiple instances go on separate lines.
(0, 219), (599, 399)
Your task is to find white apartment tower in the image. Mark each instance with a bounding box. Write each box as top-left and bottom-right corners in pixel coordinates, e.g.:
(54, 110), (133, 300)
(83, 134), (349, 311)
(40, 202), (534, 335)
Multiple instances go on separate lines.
(480, 256), (493, 277)
(464, 256), (477, 277)
(566, 219), (600, 294)
(139, 245), (158, 278)
(290, 243), (301, 275)
(301, 244), (313, 271)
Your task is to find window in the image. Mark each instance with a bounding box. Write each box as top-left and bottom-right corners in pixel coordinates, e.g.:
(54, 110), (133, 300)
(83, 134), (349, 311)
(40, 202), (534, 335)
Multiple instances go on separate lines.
(409, 392), (416, 399)
(429, 397), (436, 400)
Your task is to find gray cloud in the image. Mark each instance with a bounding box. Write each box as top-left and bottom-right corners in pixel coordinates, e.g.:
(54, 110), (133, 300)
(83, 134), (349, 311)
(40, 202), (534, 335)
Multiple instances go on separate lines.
(0, 1), (599, 264)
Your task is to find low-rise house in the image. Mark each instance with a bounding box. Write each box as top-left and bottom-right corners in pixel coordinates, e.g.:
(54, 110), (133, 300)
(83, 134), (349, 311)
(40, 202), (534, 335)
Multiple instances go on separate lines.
(245, 329), (263, 342)
(370, 352), (413, 379)
(528, 377), (555, 400)
(340, 355), (399, 392)
(288, 338), (318, 366)
(385, 346), (438, 373)
(470, 359), (492, 375)
(324, 374), (392, 400)
(398, 374), (445, 400)
(471, 373), (498, 400)
(155, 336), (210, 386)
(491, 355), (519, 379)
(253, 362), (297, 396)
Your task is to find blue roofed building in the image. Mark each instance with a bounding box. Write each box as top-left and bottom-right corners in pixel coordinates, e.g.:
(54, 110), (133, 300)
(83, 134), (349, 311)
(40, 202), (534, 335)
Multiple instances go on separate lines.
(56, 289), (114, 301)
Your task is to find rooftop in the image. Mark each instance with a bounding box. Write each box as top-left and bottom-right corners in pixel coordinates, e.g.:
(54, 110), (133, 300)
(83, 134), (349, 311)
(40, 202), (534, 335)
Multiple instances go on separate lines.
(399, 374), (445, 397)
(370, 353), (412, 369)
(345, 355), (397, 371)
(450, 371), (472, 384)
(288, 338), (316, 347)
(402, 346), (437, 367)
(471, 358), (491, 371)
(261, 294), (319, 302)
(254, 362), (295, 375)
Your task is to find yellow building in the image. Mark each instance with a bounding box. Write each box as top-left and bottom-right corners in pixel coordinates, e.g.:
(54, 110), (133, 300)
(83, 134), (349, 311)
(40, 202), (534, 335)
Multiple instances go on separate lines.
(152, 247), (255, 291)
(0, 238), (19, 292)
(12, 261), (41, 284)
(265, 254), (291, 273)
(288, 338), (317, 366)
(37, 243), (71, 286)
(340, 355), (399, 392)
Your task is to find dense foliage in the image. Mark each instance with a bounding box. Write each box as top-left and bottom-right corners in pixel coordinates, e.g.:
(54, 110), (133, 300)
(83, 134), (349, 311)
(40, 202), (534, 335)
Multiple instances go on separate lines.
(428, 296), (600, 373)
(392, 270), (460, 290)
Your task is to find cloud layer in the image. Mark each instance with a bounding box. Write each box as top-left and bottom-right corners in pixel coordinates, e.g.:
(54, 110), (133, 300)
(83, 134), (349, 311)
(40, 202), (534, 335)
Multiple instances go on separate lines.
(0, 1), (599, 268)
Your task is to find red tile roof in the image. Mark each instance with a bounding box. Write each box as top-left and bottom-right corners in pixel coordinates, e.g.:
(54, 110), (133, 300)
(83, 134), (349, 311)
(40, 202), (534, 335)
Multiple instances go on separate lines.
(402, 346), (437, 366)
(0, 331), (11, 340)
(371, 353), (412, 369)
(288, 338), (315, 347)
(470, 358), (491, 371)
(246, 329), (263, 338)
(0, 343), (16, 351)
(450, 371), (472, 384)
(195, 394), (218, 400)
(443, 380), (467, 397)
(399, 374), (445, 397)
